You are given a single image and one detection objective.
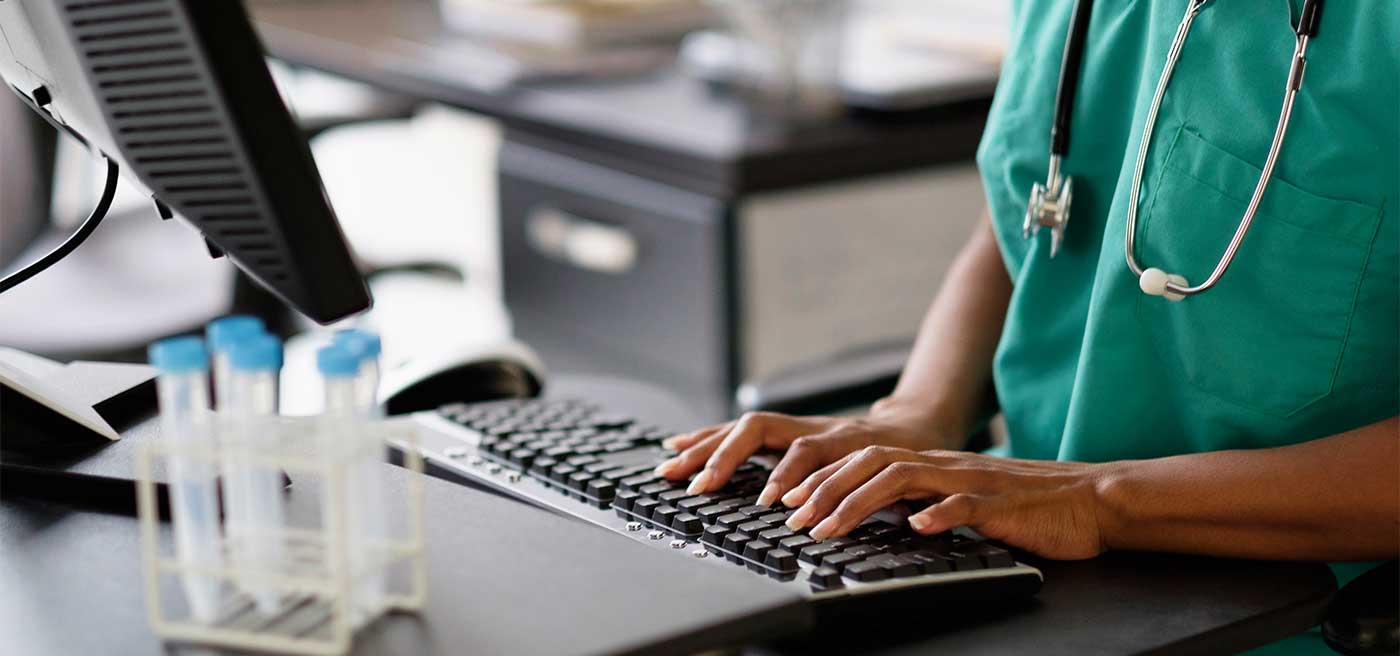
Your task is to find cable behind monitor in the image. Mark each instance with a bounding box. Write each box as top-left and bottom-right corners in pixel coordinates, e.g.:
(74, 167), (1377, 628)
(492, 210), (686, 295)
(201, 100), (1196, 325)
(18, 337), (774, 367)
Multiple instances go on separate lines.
(0, 157), (118, 295)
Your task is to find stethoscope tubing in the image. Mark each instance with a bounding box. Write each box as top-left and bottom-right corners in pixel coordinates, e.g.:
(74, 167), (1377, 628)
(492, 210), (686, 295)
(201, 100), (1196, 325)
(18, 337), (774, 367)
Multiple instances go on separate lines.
(1124, 0), (1316, 298)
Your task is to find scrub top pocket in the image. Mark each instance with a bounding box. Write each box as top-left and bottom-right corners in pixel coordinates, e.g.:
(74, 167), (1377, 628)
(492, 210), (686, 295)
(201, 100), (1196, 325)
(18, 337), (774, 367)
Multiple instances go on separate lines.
(1134, 126), (1383, 417)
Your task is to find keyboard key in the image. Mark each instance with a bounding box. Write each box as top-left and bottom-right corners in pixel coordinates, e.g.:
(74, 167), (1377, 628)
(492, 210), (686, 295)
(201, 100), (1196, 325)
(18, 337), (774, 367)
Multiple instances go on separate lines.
(602, 468), (643, 482)
(639, 482), (677, 497)
(722, 533), (752, 554)
(905, 550), (952, 575)
(658, 489), (691, 503)
(743, 540), (774, 562)
(737, 520), (770, 537)
(568, 471), (594, 491)
(550, 464), (577, 484)
(672, 513), (703, 536)
(808, 566), (842, 588)
(759, 527), (795, 542)
(737, 505), (769, 518)
(823, 537), (857, 551)
(764, 549), (797, 573)
(633, 497), (660, 519)
(613, 490), (639, 512)
(800, 544), (837, 565)
(583, 462), (619, 475)
(887, 555), (923, 578)
(716, 512), (748, 529)
(653, 505), (680, 526)
(821, 552), (859, 572)
(845, 560), (890, 582)
(508, 448), (536, 467)
(780, 535), (816, 551)
(948, 551), (984, 571)
(678, 495), (717, 511)
(701, 525), (731, 547)
(528, 456), (558, 476)
(697, 504), (734, 521)
(585, 479), (616, 501)
(758, 512), (789, 525)
(620, 474), (658, 491)
(976, 545), (1016, 569)
(844, 545), (880, 560)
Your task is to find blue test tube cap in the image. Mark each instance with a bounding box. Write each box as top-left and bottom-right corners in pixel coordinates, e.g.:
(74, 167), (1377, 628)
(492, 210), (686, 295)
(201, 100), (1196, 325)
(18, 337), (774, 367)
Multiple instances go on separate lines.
(317, 345), (360, 378)
(335, 329), (382, 358)
(229, 334), (283, 371)
(149, 336), (209, 373)
(207, 315), (265, 352)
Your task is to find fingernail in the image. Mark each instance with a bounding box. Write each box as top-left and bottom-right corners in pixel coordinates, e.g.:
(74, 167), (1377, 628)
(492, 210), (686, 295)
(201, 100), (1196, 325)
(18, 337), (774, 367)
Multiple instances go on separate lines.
(780, 489), (803, 507)
(686, 470), (712, 495)
(809, 517), (838, 541)
(662, 436), (682, 450)
(785, 505), (814, 531)
(909, 515), (931, 532)
(653, 459), (677, 476)
(757, 483), (781, 507)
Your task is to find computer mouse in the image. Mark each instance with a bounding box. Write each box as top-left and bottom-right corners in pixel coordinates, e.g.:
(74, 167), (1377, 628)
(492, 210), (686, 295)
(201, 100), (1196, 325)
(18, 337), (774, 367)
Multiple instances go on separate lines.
(1322, 560), (1399, 655)
(380, 338), (545, 416)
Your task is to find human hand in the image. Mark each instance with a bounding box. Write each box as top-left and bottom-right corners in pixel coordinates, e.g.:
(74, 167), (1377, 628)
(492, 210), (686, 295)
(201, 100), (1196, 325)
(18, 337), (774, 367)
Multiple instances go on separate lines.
(654, 404), (960, 505)
(781, 447), (1115, 560)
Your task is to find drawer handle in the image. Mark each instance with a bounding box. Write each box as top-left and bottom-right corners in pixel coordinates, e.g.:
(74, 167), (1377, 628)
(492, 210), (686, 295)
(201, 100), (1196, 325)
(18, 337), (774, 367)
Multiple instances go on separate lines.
(526, 207), (638, 274)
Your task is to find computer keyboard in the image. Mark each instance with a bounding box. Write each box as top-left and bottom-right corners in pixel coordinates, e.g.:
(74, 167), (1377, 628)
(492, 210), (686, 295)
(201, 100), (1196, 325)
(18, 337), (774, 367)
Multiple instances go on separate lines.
(406, 398), (1042, 612)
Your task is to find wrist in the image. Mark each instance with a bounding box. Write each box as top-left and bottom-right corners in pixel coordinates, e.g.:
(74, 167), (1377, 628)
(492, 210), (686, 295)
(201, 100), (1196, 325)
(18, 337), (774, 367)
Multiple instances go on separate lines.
(1089, 460), (1142, 552)
(869, 395), (968, 450)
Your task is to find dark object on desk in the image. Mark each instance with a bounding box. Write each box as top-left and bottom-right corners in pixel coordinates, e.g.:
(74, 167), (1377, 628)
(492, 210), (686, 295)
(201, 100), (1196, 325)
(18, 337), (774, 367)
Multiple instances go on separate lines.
(1323, 560), (1399, 655)
(381, 339), (544, 415)
(416, 398), (1043, 618)
(0, 0), (370, 454)
(0, 0), (369, 323)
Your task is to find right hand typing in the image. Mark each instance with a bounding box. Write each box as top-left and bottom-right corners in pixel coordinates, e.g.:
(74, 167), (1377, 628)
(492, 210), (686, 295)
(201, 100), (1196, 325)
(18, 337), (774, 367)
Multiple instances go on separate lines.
(653, 406), (958, 506)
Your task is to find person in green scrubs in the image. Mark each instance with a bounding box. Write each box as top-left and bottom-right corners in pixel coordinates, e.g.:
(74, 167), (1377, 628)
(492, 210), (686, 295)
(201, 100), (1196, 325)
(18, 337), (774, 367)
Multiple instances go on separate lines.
(659, 1), (1398, 652)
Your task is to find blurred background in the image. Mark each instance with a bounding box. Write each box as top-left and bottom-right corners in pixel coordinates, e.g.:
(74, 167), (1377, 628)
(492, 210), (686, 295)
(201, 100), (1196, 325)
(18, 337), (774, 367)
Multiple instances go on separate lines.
(0, 0), (1009, 423)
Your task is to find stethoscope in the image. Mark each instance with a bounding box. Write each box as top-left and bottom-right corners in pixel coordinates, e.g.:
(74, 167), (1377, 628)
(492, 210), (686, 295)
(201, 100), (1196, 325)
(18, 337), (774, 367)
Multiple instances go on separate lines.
(1024, 0), (1325, 301)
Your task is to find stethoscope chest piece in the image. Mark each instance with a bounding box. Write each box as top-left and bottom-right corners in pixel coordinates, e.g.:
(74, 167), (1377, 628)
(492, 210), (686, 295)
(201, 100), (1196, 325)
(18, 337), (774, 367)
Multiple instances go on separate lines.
(1024, 165), (1072, 257)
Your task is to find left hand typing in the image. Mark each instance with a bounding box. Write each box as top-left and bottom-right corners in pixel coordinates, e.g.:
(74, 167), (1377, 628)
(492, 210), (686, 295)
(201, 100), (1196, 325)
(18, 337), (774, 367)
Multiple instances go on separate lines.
(779, 446), (1117, 560)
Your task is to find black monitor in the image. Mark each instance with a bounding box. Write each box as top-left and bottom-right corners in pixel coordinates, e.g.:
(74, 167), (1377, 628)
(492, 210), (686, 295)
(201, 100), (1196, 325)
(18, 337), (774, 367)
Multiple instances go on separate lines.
(0, 0), (370, 323)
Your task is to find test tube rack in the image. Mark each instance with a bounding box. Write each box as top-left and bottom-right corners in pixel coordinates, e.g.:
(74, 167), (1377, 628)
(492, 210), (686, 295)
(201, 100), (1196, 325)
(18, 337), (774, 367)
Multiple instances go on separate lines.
(136, 417), (427, 656)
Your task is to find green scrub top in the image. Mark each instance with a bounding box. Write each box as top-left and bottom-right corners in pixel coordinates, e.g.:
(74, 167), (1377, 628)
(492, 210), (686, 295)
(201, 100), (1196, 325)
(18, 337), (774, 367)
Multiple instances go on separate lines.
(976, 1), (1397, 653)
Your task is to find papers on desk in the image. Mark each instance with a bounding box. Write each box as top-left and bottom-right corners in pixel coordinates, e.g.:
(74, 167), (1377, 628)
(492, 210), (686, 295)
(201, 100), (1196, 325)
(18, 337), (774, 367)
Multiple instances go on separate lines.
(680, 0), (1011, 110)
(441, 0), (715, 49)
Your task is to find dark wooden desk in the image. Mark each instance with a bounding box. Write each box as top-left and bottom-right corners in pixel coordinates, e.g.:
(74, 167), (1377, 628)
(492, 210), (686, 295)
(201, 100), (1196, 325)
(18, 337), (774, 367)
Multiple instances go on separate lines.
(250, 0), (991, 423)
(0, 376), (1337, 655)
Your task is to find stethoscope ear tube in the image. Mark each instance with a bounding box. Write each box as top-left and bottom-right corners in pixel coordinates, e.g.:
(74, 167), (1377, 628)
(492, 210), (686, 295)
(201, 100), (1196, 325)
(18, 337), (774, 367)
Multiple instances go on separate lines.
(1124, 0), (1322, 301)
(1297, 0), (1323, 37)
(1049, 0), (1096, 157)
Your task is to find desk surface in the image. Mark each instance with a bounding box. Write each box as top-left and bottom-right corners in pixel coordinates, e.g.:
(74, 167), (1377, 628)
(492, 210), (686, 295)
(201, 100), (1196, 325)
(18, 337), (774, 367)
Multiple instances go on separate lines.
(250, 0), (989, 196)
(0, 377), (1338, 655)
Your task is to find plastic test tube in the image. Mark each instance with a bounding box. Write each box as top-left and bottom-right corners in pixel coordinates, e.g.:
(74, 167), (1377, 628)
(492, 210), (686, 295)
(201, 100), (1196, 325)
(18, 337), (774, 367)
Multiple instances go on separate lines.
(206, 315), (266, 570)
(317, 346), (368, 615)
(207, 315), (265, 407)
(334, 329), (383, 419)
(227, 334), (286, 614)
(334, 330), (387, 614)
(149, 337), (223, 623)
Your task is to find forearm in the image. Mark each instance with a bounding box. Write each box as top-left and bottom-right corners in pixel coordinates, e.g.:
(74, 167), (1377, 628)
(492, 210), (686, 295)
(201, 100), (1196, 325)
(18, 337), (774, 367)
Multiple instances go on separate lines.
(1097, 416), (1400, 561)
(873, 214), (1012, 447)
